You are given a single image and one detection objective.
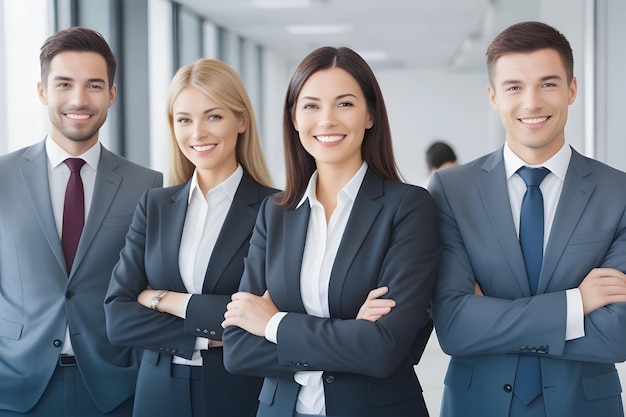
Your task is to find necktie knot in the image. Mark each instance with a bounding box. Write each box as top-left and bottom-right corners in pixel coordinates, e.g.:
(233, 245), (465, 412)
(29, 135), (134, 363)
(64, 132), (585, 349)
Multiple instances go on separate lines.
(517, 166), (550, 188)
(65, 158), (86, 174)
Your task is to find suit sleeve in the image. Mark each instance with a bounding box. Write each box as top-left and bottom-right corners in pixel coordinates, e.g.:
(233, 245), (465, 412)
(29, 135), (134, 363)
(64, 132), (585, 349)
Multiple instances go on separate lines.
(104, 190), (196, 359)
(184, 293), (231, 340)
(224, 187), (440, 379)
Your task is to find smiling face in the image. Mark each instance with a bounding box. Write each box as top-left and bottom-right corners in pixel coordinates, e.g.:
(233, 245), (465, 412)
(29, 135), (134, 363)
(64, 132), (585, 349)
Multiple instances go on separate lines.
(172, 85), (244, 191)
(37, 51), (116, 156)
(292, 67), (373, 173)
(487, 48), (577, 165)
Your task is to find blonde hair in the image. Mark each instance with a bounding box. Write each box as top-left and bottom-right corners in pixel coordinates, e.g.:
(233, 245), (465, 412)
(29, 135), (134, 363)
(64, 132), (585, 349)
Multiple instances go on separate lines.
(166, 58), (271, 186)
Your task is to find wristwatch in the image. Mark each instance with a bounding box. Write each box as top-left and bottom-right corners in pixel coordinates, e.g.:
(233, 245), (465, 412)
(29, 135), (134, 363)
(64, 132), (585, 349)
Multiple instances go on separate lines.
(149, 290), (168, 311)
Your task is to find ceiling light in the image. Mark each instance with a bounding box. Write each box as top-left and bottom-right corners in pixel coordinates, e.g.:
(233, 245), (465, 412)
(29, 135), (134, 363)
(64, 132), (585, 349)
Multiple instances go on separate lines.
(251, 0), (314, 8)
(286, 25), (353, 35)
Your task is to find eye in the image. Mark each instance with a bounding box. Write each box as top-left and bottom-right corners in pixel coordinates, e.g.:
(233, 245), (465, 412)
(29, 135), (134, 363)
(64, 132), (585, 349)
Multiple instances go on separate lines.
(57, 82), (71, 89)
(207, 114), (223, 120)
(542, 82), (557, 88)
(177, 118), (191, 124)
(88, 84), (103, 89)
(506, 86), (521, 92)
(338, 101), (354, 108)
(303, 103), (318, 110)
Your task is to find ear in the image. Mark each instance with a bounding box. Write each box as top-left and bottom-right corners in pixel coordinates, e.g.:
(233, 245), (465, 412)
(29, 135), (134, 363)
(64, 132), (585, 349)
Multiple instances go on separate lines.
(365, 111), (374, 129)
(568, 76), (578, 105)
(108, 84), (117, 108)
(238, 111), (248, 133)
(487, 85), (498, 111)
(37, 82), (47, 105)
(292, 113), (299, 132)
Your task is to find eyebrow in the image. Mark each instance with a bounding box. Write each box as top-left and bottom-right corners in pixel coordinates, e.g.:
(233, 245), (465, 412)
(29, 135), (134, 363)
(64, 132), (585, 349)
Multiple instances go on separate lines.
(175, 107), (224, 116)
(299, 93), (359, 101)
(500, 75), (563, 87)
(52, 76), (106, 84)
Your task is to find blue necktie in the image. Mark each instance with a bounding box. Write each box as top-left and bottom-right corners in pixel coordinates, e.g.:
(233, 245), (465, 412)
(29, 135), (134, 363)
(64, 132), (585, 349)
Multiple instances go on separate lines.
(514, 166), (550, 405)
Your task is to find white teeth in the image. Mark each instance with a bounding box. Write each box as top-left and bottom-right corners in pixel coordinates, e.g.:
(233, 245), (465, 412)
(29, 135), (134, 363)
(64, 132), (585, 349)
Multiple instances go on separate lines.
(316, 135), (344, 143)
(66, 113), (90, 120)
(520, 117), (548, 124)
(192, 144), (216, 151)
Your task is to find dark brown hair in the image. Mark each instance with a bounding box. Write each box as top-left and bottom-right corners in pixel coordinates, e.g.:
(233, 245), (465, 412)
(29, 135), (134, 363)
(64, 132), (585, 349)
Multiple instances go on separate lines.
(486, 21), (574, 86)
(276, 46), (401, 208)
(39, 26), (116, 86)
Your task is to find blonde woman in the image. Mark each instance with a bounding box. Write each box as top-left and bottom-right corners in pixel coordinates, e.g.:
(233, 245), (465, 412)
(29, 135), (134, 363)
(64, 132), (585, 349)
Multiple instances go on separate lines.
(105, 59), (277, 417)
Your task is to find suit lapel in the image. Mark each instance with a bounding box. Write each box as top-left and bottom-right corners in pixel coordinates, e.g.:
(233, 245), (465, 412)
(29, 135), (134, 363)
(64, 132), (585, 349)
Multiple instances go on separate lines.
(328, 169), (382, 317)
(538, 150), (594, 293)
(202, 173), (260, 293)
(20, 142), (67, 275)
(71, 146), (121, 277)
(159, 183), (189, 293)
(283, 203), (309, 313)
(476, 150), (531, 295)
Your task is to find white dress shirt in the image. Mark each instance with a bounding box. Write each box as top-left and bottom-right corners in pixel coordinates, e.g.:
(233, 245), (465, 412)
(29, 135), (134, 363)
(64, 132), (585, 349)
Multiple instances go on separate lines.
(265, 162), (368, 415)
(173, 165), (243, 366)
(503, 143), (584, 340)
(46, 136), (100, 356)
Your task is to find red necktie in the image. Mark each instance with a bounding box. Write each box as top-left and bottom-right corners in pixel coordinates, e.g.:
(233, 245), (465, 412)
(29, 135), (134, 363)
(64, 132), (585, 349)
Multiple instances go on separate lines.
(62, 158), (86, 272)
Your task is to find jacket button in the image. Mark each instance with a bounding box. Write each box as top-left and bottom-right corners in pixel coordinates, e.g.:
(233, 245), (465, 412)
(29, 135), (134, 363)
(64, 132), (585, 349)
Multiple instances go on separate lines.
(65, 291), (73, 299)
(503, 384), (512, 393)
(196, 328), (201, 332)
(209, 330), (216, 336)
(325, 375), (335, 384)
(53, 339), (62, 348)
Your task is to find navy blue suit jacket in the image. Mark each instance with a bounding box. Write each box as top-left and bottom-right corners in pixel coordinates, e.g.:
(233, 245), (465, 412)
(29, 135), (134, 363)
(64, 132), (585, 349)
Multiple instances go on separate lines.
(104, 171), (276, 416)
(223, 169), (440, 417)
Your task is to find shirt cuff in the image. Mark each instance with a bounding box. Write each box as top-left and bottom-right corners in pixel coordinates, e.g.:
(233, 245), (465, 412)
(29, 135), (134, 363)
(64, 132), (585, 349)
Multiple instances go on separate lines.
(565, 288), (585, 340)
(265, 312), (287, 344)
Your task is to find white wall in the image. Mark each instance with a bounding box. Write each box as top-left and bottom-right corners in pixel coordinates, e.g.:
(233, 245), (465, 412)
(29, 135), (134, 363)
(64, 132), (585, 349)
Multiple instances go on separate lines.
(377, 68), (494, 186)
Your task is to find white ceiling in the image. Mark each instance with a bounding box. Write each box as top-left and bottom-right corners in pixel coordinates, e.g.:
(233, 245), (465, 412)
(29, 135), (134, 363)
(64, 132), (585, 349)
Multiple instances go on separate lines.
(174, 0), (541, 71)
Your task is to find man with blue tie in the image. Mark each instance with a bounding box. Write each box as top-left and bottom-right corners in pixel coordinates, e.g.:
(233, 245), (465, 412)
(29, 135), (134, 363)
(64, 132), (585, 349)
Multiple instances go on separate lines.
(0, 27), (162, 416)
(429, 21), (626, 417)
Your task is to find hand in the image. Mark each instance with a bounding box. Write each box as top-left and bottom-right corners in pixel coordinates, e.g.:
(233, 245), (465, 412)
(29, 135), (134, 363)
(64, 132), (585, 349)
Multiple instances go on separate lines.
(578, 268), (626, 315)
(474, 281), (484, 296)
(222, 291), (279, 336)
(137, 287), (157, 309)
(356, 286), (396, 322)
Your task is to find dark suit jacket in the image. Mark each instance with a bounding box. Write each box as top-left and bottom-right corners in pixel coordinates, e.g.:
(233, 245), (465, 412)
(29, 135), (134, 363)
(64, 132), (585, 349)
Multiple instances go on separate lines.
(0, 140), (162, 413)
(429, 147), (626, 417)
(104, 171), (276, 416)
(223, 169), (440, 417)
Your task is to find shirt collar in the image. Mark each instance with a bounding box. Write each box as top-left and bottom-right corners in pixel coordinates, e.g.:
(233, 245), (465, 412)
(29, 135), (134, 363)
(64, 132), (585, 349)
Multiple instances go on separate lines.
(296, 161), (368, 209)
(503, 142), (571, 182)
(187, 164), (243, 204)
(45, 135), (101, 171)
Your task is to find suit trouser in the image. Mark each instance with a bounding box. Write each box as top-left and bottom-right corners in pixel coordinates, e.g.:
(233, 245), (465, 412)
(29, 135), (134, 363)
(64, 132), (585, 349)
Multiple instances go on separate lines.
(0, 359), (133, 417)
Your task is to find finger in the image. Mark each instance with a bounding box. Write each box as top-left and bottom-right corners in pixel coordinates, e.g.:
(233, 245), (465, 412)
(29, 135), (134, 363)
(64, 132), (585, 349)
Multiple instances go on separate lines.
(363, 299), (396, 309)
(367, 286), (389, 300)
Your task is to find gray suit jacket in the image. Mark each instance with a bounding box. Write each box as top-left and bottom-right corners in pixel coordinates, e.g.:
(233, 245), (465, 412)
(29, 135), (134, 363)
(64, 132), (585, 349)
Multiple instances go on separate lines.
(223, 169), (440, 417)
(0, 140), (162, 413)
(429, 146), (626, 417)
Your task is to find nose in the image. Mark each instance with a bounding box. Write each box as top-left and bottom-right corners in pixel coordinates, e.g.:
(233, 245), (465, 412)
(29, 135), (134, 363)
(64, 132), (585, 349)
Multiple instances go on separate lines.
(523, 87), (543, 111)
(192, 122), (208, 140)
(319, 108), (338, 128)
(69, 87), (89, 106)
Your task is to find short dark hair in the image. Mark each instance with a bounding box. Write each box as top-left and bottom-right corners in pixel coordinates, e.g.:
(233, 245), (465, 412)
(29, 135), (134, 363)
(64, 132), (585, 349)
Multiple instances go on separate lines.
(276, 46), (401, 208)
(486, 21), (574, 86)
(39, 26), (116, 86)
(426, 141), (457, 171)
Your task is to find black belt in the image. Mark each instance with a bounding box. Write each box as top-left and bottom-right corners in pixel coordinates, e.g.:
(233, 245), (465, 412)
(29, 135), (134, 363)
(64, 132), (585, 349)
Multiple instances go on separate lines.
(59, 355), (77, 366)
(171, 363), (203, 380)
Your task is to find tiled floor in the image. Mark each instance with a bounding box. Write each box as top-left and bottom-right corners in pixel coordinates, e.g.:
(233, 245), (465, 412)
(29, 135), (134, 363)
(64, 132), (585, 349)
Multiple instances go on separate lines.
(415, 331), (626, 416)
